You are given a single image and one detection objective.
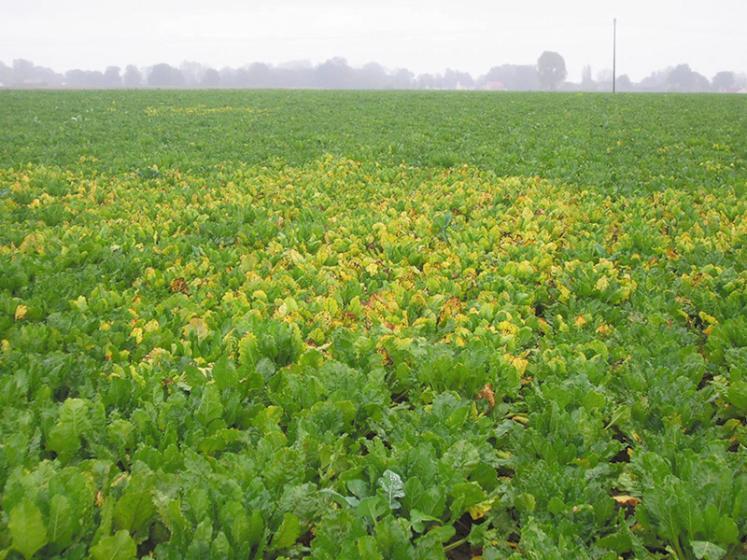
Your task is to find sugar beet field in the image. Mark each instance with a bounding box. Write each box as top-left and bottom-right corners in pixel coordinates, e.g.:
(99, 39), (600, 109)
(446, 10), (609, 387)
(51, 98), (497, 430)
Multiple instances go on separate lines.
(0, 91), (745, 559)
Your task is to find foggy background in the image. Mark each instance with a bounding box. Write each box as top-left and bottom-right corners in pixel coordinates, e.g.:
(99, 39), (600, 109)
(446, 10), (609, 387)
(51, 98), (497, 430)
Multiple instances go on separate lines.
(1, 0), (745, 91)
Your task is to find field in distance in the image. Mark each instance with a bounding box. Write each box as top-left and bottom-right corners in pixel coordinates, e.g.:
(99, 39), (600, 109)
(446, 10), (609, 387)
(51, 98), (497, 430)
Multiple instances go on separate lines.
(0, 91), (745, 559)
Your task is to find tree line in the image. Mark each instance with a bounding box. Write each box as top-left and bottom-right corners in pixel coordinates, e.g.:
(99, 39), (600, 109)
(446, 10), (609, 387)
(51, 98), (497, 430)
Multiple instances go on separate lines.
(1, 52), (744, 92)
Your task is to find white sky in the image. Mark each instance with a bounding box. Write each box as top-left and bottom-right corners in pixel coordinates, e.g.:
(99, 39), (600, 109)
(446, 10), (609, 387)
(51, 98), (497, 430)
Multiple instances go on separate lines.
(1, 0), (745, 81)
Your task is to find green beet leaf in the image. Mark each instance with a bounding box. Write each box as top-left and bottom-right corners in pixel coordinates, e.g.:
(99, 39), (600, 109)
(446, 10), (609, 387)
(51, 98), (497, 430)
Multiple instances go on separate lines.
(270, 512), (301, 550)
(48, 494), (74, 550)
(90, 530), (137, 560)
(691, 540), (727, 560)
(47, 398), (90, 462)
(213, 356), (239, 389)
(8, 499), (48, 560)
(378, 470), (405, 510)
(113, 470), (156, 538)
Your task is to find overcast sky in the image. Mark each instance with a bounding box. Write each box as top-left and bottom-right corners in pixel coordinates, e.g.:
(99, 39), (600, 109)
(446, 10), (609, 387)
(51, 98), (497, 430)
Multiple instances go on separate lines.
(1, 0), (745, 81)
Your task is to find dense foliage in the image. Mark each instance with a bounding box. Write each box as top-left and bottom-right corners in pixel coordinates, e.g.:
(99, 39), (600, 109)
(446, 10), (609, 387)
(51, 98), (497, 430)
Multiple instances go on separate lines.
(0, 91), (745, 559)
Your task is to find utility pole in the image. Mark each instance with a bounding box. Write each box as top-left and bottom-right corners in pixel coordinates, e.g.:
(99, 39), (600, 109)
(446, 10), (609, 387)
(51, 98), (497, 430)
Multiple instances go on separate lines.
(612, 18), (617, 93)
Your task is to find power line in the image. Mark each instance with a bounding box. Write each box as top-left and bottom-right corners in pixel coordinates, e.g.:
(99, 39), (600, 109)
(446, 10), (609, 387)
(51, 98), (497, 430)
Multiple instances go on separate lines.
(612, 18), (617, 93)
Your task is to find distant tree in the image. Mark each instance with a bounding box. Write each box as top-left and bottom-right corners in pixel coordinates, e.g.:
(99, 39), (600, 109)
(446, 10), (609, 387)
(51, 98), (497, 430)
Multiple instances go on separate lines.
(0, 61), (10, 85)
(440, 69), (458, 89)
(667, 64), (709, 92)
(391, 68), (414, 89)
(123, 65), (142, 87)
(616, 74), (633, 92)
(712, 71), (736, 92)
(180, 61), (205, 86)
(513, 65), (541, 90)
(276, 60), (314, 88)
(104, 66), (121, 87)
(581, 65), (593, 86)
(245, 63), (273, 87)
(357, 62), (389, 89)
(38, 66), (64, 87)
(458, 71), (475, 89)
(201, 68), (220, 87)
(416, 73), (437, 89)
(65, 69), (108, 88)
(12, 59), (35, 84)
(280, 65), (316, 88)
(13, 60), (63, 87)
(219, 67), (237, 86)
(480, 64), (539, 91)
(639, 68), (669, 91)
(537, 51), (567, 90)
(148, 63), (185, 87)
(442, 68), (474, 89)
(64, 69), (85, 87)
(315, 58), (354, 89)
(89, 70), (105, 87)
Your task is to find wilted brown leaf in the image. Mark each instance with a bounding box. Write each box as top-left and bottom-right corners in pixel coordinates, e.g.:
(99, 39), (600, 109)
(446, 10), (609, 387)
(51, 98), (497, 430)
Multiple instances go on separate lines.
(612, 495), (640, 507)
(170, 277), (189, 294)
(477, 383), (496, 408)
